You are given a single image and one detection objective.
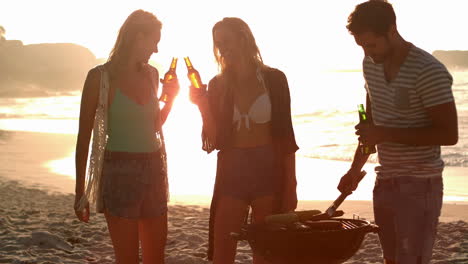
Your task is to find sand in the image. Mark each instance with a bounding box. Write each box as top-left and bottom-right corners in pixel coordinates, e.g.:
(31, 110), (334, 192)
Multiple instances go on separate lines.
(1, 178), (467, 264)
(1, 130), (467, 263)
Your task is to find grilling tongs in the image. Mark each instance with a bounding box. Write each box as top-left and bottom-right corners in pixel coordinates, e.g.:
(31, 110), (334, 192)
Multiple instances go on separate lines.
(264, 170), (368, 225)
(307, 170), (367, 221)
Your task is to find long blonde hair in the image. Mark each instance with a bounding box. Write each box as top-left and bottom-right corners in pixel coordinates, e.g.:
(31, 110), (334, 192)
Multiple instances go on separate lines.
(108, 10), (162, 62)
(212, 17), (264, 74)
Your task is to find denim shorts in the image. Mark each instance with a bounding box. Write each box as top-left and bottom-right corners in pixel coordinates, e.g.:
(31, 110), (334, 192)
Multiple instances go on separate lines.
(373, 176), (443, 264)
(217, 144), (276, 203)
(101, 150), (168, 219)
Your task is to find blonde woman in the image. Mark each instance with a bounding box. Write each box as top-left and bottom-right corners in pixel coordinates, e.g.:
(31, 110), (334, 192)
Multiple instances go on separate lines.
(191, 17), (299, 264)
(74, 10), (178, 263)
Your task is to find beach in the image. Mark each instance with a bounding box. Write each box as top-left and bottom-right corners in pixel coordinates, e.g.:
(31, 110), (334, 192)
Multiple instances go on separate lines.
(1, 179), (467, 264)
(1, 1), (468, 261)
(1, 130), (467, 263)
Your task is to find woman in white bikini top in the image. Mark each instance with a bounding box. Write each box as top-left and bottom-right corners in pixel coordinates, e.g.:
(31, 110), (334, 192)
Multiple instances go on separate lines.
(191, 17), (298, 264)
(232, 71), (272, 131)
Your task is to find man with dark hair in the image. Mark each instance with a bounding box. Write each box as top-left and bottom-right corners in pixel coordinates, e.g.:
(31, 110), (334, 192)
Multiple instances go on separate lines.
(337, 1), (458, 263)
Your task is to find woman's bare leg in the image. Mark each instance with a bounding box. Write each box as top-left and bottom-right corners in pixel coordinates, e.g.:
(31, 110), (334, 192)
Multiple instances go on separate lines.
(138, 212), (168, 264)
(212, 196), (249, 264)
(251, 195), (275, 264)
(105, 211), (139, 264)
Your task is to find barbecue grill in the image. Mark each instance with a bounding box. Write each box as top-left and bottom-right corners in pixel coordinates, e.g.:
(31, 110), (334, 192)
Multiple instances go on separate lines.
(234, 217), (378, 264)
(232, 170), (379, 263)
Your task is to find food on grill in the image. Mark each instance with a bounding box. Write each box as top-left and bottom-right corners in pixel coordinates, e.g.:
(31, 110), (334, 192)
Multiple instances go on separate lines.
(264, 209), (322, 225)
(302, 219), (343, 230)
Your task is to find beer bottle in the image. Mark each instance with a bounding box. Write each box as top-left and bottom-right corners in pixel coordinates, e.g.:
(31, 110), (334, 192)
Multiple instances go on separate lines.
(159, 57), (178, 102)
(358, 104), (376, 154)
(184, 57), (204, 89)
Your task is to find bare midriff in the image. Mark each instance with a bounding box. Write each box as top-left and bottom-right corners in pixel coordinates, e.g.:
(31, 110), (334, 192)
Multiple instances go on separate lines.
(231, 122), (273, 148)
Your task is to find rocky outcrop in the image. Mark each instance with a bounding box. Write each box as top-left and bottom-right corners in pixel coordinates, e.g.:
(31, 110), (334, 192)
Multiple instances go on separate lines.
(432, 50), (468, 69)
(0, 41), (97, 97)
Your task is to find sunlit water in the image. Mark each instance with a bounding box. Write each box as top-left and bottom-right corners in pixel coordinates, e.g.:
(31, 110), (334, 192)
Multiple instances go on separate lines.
(1, 70), (467, 202)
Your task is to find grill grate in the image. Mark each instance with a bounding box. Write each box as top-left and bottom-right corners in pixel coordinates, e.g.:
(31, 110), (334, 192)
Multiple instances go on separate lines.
(342, 220), (360, 230)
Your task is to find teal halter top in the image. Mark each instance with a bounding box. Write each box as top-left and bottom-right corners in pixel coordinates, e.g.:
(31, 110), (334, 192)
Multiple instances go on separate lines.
(106, 88), (159, 152)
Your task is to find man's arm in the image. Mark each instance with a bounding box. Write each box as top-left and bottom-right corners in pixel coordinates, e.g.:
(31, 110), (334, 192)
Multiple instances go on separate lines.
(358, 101), (458, 146)
(337, 94), (372, 193)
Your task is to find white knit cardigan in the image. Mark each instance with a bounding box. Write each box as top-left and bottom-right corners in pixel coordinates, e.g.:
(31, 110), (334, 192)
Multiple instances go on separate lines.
(77, 65), (109, 212)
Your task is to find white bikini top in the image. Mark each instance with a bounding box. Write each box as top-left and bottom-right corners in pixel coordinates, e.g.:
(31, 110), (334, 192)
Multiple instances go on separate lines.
(233, 93), (271, 130)
(232, 69), (271, 130)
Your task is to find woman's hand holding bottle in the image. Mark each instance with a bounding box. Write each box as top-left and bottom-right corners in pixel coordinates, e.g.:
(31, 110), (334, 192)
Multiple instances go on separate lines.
(184, 57), (207, 106)
(189, 84), (207, 106)
(160, 78), (180, 104)
(159, 57), (180, 103)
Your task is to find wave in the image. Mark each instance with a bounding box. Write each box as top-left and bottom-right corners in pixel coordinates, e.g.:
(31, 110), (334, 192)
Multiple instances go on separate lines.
(299, 153), (377, 164)
(0, 113), (48, 119)
(293, 109), (353, 118)
(0, 113), (77, 120)
(318, 144), (340, 148)
(300, 152), (466, 167)
(453, 82), (468, 87)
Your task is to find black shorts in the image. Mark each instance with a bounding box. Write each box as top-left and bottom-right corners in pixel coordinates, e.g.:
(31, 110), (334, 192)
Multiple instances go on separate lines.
(217, 144), (276, 203)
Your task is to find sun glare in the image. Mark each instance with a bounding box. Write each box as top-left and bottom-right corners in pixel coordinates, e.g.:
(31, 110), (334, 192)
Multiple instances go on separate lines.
(45, 154), (75, 178)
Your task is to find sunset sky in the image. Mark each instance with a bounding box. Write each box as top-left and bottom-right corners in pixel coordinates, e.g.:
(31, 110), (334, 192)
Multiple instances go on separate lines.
(2, 0), (468, 75)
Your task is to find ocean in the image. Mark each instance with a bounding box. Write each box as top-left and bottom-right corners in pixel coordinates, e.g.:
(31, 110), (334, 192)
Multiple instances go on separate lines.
(0, 70), (467, 203)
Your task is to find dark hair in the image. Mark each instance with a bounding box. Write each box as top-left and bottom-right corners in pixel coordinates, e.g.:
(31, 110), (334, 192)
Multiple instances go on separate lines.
(346, 0), (396, 36)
